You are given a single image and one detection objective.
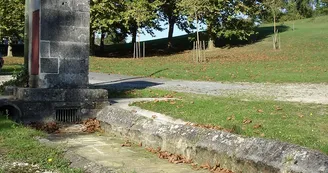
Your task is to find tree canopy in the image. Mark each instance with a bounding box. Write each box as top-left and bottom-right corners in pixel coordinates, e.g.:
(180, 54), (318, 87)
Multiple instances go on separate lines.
(0, 0), (25, 41)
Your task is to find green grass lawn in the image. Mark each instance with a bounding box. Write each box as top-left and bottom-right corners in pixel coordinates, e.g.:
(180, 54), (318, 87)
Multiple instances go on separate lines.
(113, 89), (328, 154)
(0, 57), (24, 75)
(90, 16), (328, 83)
(0, 116), (81, 173)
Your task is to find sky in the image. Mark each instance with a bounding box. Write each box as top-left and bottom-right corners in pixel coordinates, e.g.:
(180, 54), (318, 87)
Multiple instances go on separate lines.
(125, 20), (207, 42)
(125, 22), (188, 42)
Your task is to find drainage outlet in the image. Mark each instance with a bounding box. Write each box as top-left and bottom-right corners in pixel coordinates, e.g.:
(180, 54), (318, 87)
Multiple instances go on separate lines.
(55, 108), (80, 123)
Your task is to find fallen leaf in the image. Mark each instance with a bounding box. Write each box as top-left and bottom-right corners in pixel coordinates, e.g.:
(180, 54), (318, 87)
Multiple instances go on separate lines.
(121, 140), (132, 147)
(152, 115), (157, 119)
(275, 106), (283, 111)
(243, 119), (252, 124)
(253, 124), (262, 129)
(257, 109), (264, 113)
(298, 114), (304, 118)
(227, 117), (232, 121)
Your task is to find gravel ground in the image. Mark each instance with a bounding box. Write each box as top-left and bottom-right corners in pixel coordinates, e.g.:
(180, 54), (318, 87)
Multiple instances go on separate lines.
(1, 73), (327, 104)
(90, 72), (328, 104)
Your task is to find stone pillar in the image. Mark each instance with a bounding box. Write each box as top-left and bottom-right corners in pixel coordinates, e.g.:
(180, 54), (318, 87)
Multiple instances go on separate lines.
(29, 0), (90, 88)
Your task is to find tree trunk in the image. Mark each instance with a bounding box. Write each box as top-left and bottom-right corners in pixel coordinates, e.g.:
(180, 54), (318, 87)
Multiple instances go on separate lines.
(100, 30), (105, 52)
(167, 17), (175, 49)
(207, 23), (215, 50)
(7, 37), (13, 57)
(90, 30), (95, 56)
(132, 27), (137, 44)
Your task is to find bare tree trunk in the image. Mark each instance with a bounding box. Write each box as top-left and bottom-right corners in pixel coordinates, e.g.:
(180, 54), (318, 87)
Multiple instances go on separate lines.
(132, 27), (137, 44)
(7, 37), (13, 57)
(167, 16), (175, 49)
(100, 30), (105, 52)
(207, 23), (215, 50)
(90, 30), (95, 56)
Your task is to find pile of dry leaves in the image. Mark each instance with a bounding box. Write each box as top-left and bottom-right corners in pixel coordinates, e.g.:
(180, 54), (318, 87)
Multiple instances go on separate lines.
(28, 118), (103, 134)
(82, 118), (103, 133)
(145, 147), (233, 173)
(28, 122), (60, 133)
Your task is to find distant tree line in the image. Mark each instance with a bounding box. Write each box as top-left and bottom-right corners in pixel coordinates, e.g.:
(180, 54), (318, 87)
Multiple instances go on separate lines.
(0, 0), (327, 56)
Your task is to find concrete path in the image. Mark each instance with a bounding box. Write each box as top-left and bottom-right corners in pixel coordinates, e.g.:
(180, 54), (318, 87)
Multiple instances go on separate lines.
(89, 72), (328, 104)
(47, 133), (207, 173)
(109, 98), (186, 125)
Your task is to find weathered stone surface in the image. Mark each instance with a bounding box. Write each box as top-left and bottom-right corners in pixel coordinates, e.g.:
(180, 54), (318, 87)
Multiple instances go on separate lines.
(39, 74), (88, 88)
(97, 106), (328, 173)
(38, 0), (89, 88)
(50, 42), (89, 59)
(40, 58), (59, 74)
(14, 88), (108, 102)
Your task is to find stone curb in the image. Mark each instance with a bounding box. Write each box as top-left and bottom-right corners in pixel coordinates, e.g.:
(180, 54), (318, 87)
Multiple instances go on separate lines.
(64, 150), (113, 173)
(97, 106), (328, 173)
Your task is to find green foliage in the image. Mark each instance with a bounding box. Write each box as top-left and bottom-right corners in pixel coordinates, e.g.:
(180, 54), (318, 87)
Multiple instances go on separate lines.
(0, 0), (25, 41)
(0, 65), (28, 93)
(178, 0), (261, 41)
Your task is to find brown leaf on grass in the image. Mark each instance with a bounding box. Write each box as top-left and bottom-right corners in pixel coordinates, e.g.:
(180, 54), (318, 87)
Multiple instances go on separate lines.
(257, 109), (264, 113)
(170, 101), (176, 105)
(253, 124), (262, 129)
(260, 133), (265, 137)
(227, 117), (232, 121)
(190, 101), (194, 104)
(243, 119), (252, 124)
(154, 99), (160, 103)
(164, 94), (174, 98)
(298, 114), (304, 118)
(275, 106), (283, 111)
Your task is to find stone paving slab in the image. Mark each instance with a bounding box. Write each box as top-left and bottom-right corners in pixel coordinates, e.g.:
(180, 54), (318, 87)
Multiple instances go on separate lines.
(47, 133), (208, 173)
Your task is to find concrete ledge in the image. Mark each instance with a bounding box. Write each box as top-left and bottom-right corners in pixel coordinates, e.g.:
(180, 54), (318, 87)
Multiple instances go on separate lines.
(13, 88), (108, 102)
(97, 106), (328, 173)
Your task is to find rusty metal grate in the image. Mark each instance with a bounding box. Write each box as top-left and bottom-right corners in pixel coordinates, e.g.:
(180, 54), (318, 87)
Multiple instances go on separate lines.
(55, 108), (80, 123)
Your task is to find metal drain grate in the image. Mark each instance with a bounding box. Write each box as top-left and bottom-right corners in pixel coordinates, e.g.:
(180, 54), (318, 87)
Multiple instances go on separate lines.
(55, 108), (80, 123)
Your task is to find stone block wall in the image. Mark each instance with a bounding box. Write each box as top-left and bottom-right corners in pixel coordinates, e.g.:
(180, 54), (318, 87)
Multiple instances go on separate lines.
(39, 0), (90, 88)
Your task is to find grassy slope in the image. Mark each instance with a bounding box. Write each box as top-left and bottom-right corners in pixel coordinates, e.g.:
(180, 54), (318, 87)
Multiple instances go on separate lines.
(0, 116), (81, 173)
(125, 89), (328, 154)
(90, 16), (328, 83)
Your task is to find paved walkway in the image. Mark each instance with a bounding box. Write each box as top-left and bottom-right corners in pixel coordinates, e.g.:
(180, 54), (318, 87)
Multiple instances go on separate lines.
(47, 133), (207, 173)
(90, 72), (328, 104)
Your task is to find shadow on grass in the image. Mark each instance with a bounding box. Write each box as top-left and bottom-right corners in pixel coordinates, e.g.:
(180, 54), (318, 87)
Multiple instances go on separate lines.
(92, 80), (162, 99)
(0, 116), (14, 131)
(95, 25), (290, 58)
(0, 66), (23, 76)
